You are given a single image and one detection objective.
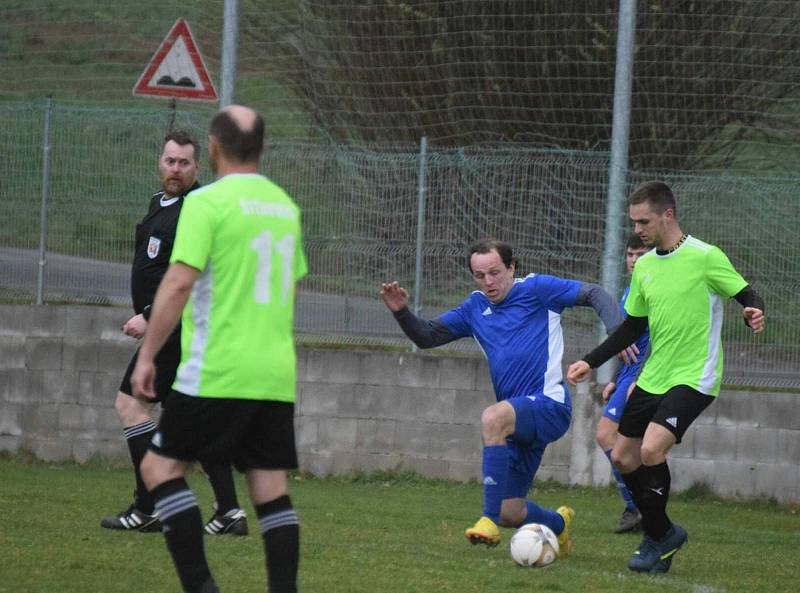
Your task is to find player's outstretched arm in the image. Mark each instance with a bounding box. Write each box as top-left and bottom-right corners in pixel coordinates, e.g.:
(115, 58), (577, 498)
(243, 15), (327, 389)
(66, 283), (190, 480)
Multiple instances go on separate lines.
(572, 314), (648, 382)
(380, 281), (410, 312)
(379, 281), (458, 349)
(575, 282), (622, 333)
(575, 283), (641, 364)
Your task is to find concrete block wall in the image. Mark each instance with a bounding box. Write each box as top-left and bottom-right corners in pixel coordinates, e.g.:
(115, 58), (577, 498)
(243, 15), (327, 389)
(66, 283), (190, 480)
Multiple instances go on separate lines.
(296, 348), (493, 481)
(0, 305), (133, 461)
(669, 391), (800, 501)
(0, 304), (797, 502)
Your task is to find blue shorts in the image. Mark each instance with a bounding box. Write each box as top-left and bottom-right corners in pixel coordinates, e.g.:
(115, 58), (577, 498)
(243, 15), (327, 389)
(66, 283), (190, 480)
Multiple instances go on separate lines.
(602, 375), (636, 423)
(504, 395), (572, 499)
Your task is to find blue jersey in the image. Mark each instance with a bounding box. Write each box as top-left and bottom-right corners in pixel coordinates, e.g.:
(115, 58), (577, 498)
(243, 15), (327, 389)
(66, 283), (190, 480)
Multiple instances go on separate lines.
(438, 274), (581, 405)
(615, 286), (650, 384)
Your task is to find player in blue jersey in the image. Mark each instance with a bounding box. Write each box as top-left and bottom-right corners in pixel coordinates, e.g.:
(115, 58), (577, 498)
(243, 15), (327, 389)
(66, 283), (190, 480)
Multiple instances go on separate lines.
(380, 239), (624, 555)
(596, 234), (650, 533)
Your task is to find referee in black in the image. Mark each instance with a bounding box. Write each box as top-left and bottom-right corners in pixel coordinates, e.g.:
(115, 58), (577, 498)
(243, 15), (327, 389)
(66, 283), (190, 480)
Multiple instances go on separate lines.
(101, 130), (247, 536)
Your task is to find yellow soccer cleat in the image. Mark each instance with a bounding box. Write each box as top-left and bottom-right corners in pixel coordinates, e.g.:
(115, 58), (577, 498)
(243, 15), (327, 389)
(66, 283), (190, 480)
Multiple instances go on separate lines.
(556, 506), (575, 557)
(465, 516), (501, 547)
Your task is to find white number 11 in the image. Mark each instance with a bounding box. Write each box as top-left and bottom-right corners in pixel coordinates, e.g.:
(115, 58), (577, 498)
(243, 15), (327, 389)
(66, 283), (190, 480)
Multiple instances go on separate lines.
(250, 230), (295, 304)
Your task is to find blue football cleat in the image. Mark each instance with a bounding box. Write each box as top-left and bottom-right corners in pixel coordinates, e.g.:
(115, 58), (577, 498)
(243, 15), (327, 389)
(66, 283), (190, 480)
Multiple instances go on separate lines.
(628, 524), (687, 573)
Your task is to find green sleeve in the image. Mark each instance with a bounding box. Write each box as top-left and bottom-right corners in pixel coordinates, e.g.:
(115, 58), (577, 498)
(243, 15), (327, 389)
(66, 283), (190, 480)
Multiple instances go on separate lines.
(705, 247), (747, 298)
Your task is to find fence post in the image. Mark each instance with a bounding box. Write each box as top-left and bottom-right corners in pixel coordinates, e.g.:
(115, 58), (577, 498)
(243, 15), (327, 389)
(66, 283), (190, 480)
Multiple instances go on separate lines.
(411, 136), (428, 353)
(598, 0), (636, 383)
(36, 96), (53, 306)
(221, 0), (239, 107)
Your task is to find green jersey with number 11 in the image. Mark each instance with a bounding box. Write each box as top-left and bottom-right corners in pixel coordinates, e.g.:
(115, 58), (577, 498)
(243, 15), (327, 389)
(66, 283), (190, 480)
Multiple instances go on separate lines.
(170, 173), (307, 401)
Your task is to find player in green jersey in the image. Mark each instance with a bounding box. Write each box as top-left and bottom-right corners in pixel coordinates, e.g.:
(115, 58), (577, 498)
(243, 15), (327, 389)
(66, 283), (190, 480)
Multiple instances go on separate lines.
(567, 181), (764, 574)
(132, 105), (307, 593)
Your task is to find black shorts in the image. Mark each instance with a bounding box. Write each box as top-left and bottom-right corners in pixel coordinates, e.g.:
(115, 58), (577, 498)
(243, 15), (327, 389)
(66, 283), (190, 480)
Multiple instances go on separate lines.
(150, 390), (298, 473)
(618, 384), (715, 443)
(119, 331), (181, 403)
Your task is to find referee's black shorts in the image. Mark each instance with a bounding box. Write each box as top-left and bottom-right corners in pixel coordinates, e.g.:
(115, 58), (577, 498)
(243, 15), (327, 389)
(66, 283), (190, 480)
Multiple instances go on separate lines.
(150, 390), (298, 473)
(618, 384), (715, 443)
(118, 330), (181, 404)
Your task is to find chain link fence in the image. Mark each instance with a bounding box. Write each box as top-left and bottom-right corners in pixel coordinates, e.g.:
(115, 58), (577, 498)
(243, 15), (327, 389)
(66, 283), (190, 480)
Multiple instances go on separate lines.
(0, 101), (796, 388)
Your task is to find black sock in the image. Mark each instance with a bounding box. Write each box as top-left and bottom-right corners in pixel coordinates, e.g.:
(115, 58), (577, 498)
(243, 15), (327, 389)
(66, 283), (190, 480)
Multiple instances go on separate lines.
(152, 478), (216, 593)
(621, 465), (645, 504)
(636, 462), (672, 540)
(123, 420), (157, 513)
(200, 459), (239, 515)
(256, 495), (299, 593)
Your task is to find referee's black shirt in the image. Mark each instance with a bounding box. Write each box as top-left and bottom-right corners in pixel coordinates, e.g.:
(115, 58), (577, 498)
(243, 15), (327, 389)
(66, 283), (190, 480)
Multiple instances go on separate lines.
(130, 181), (200, 316)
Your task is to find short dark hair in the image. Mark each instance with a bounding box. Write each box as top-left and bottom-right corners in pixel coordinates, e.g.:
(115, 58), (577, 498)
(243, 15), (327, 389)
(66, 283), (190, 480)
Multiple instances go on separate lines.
(467, 239), (517, 272)
(625, 233), (645, 250)
(163, 129), (200, 161)
(629, 180), (676, 215)
(209, 110), (264, 163)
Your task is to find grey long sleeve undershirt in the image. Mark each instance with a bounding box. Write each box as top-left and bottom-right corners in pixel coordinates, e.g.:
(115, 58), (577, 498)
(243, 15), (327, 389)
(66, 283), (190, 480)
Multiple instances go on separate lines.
(575, 282), (623, 335)
(391, 281), (622, 349)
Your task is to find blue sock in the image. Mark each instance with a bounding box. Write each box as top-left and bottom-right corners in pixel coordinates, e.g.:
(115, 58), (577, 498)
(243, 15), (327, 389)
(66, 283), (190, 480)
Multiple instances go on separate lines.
(605, 449), (636, 510)
(522, 501), (565, 534)
(481, 445), (509, 523)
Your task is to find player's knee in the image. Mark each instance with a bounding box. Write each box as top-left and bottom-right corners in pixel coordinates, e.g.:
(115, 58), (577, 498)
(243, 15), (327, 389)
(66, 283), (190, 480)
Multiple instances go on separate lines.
(639, 443), (666, 466)
(480, 405), (512, 443)
(114, 392), (134, 421)
(610, 448), (633, 472)
(140, 453), (176, 491)
(114, 391), (151, 426)
(595, 427), (614, 450)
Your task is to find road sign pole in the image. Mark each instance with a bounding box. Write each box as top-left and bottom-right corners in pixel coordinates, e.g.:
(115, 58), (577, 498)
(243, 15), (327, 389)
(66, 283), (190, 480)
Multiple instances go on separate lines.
(221, 0), (239, 107)
(168, 98), (176, 129)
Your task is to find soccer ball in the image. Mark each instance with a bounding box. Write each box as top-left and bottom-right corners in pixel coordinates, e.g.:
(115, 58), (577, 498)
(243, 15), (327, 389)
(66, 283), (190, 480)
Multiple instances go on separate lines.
(509, 523), (559, 567)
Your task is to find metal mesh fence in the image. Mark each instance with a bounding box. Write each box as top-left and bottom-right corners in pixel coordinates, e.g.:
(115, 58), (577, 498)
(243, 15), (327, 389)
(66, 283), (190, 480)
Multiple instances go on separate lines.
(0, 102), (796, 387)
(5, 2), (800, 173)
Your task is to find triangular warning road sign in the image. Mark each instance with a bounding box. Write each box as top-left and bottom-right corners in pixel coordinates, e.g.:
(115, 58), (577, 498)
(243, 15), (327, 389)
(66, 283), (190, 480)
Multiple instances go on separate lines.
(133, 18), (218, 102)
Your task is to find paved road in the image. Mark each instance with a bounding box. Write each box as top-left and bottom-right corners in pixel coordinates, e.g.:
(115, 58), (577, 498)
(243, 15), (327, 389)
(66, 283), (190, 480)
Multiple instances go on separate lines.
(5, 248), (794, 386)
(0, 247), (417, 344)
(1, 247), (129, 303)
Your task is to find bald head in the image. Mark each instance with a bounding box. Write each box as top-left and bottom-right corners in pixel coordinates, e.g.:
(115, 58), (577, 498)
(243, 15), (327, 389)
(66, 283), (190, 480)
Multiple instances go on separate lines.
(224, 105), (258, 131)
(209, 104), (264, 164)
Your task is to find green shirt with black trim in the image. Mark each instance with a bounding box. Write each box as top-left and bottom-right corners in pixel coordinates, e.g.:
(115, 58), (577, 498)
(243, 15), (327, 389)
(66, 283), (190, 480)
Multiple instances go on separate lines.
(624, 235), (747, 396)
(170, 173), (307, 401)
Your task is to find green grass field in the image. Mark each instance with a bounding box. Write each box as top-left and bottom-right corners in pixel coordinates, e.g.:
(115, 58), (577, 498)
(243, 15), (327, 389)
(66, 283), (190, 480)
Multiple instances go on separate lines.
(1, 455), (797, 593)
